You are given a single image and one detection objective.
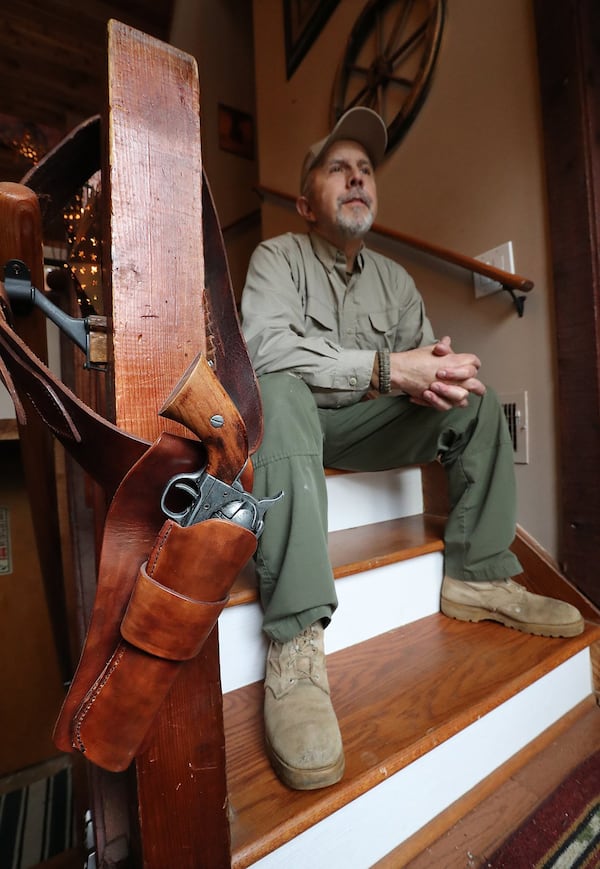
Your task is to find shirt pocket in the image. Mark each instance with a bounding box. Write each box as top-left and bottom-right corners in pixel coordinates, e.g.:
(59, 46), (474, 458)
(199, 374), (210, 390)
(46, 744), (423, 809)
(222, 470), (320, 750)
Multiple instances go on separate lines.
(305, 295), (336, 334)
(357, 308), (398, 350)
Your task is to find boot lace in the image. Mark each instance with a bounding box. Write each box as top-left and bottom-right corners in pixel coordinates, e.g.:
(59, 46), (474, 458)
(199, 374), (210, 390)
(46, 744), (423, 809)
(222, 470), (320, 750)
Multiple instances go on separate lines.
(286, 625), (320, 684)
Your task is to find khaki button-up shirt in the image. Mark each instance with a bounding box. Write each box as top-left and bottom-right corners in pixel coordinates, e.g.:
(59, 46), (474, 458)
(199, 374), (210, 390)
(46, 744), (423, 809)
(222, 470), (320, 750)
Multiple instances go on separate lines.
(241, 232), (435, 408)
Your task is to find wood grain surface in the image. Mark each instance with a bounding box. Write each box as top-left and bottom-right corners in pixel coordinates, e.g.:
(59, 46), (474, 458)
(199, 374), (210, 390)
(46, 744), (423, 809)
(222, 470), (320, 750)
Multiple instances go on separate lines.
(224, 613), (600, 868)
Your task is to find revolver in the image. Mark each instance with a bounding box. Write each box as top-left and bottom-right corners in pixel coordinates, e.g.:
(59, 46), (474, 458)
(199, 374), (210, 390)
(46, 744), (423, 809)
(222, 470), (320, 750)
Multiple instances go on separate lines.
(158, 353), (282, 537)
(161, 463), (281, 536)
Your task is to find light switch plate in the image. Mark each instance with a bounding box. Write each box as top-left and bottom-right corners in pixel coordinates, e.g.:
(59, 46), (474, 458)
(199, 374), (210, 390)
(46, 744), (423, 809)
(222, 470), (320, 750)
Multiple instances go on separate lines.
(474, 241), (514, 298)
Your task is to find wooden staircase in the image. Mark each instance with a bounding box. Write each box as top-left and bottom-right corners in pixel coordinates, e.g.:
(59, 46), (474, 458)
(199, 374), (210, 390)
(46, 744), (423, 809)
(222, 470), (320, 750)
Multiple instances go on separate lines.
(219, 467), (600, 868)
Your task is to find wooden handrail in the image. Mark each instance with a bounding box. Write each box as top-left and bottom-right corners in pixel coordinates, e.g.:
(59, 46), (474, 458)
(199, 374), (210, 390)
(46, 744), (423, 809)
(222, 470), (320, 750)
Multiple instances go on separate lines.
(256, 184), (534, 310)
(221, 207), (261, 238)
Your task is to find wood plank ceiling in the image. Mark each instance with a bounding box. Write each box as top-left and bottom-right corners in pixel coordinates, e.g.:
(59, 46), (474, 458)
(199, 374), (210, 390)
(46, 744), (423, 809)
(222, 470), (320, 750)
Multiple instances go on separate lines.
(0, 0), (174, 184)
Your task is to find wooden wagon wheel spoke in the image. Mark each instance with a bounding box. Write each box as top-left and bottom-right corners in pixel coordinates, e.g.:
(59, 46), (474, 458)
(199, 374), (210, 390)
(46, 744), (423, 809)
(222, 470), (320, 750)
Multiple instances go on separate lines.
(332, 0), (446, 155)
(383, 0), (417, 58)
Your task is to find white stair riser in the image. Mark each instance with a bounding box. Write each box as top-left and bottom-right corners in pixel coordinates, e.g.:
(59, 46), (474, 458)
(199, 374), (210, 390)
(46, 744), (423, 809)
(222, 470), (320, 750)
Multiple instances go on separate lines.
(219, 551), (443, 693)
(326, 467), (423, 532)
(248, 649), (594, 868)
(218, 466), (427, 694)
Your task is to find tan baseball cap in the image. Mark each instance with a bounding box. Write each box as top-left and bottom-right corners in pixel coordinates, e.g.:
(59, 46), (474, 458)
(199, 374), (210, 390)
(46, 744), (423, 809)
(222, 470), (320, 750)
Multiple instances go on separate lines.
(300, 107), (388, 192)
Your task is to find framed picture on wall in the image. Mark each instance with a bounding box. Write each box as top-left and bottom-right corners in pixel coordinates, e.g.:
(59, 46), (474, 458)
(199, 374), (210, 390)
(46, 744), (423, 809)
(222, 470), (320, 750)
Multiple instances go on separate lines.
(218, 104), (255, 160)
(283, 0), (341, 79)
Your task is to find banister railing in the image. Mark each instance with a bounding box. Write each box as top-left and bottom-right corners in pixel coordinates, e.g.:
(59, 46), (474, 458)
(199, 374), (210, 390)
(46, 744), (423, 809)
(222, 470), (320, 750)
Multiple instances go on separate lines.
(256, 184), (533, 316)
(221, 207), (261, 238)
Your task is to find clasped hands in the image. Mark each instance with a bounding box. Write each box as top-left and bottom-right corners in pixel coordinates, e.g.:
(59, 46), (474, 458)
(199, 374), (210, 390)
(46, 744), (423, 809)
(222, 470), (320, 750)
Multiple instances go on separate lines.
(389, 336), (486, 411)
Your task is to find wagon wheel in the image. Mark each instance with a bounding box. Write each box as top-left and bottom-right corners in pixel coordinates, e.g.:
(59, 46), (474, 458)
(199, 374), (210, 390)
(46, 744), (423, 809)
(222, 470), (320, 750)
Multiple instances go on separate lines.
(332, 0), (446, 156)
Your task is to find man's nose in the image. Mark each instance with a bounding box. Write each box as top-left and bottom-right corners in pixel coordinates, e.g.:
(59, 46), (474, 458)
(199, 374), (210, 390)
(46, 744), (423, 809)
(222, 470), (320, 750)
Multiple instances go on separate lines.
(348, 167), (364, 186)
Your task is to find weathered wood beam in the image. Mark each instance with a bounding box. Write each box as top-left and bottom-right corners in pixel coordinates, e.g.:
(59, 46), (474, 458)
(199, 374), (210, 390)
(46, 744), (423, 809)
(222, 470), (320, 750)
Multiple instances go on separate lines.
(103, 20), (229, 867)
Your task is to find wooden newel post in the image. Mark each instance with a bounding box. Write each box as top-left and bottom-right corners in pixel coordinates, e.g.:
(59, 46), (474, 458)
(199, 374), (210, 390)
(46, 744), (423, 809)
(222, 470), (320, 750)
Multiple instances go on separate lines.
(101, 22), (230, 867)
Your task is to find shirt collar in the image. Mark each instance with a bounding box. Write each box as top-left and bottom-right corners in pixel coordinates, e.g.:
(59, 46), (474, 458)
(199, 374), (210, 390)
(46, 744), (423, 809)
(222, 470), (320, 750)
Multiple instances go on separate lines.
(309, 231), (365, 274)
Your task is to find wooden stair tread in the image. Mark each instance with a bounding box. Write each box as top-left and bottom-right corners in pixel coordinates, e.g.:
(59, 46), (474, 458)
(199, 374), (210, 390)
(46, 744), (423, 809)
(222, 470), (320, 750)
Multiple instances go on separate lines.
(227, 513), (445, 607)
(225, 615), (600, 868)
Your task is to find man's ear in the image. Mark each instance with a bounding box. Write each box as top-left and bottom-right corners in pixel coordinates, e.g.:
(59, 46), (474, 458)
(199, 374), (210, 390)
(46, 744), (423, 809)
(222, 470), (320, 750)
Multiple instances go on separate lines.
(296, 195), (315, 223)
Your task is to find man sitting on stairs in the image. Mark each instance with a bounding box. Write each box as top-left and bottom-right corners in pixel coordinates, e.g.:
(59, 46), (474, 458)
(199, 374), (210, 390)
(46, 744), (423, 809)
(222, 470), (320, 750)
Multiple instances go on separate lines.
(240, 106), (584, 792)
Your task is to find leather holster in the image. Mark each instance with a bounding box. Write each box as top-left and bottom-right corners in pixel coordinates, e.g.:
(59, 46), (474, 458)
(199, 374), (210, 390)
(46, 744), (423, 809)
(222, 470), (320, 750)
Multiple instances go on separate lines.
(0, 306), (257, 771)
(59, 511), (256, 772)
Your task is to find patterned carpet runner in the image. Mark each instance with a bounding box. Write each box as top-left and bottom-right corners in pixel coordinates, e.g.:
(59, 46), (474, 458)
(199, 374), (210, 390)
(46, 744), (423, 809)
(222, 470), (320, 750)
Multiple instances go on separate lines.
(489, 748), (600, 868)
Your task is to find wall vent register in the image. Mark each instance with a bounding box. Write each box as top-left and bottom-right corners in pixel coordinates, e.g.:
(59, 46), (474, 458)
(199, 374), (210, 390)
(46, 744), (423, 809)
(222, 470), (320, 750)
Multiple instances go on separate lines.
(500, 391), (529, 464)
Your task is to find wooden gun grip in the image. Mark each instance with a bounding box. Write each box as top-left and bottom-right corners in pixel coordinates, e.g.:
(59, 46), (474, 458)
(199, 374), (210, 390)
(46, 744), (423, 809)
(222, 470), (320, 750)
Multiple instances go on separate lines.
(159, 353), (248, 482)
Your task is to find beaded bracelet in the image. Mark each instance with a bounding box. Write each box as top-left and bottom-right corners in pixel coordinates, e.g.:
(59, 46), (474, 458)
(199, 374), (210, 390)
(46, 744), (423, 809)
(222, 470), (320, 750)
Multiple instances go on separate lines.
(377, 348), (391, 394)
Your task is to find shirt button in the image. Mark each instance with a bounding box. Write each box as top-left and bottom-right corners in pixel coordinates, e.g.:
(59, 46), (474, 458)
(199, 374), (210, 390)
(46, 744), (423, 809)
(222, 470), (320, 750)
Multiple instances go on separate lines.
(349, 377), (357, 386)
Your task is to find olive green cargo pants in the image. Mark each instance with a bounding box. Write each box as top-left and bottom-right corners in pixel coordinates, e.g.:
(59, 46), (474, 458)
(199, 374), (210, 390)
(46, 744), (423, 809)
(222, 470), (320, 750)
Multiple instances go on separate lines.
(251, 372), (522, 643)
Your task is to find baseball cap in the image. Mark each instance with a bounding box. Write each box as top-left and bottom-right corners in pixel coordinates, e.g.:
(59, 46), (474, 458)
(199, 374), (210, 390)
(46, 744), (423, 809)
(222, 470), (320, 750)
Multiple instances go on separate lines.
(300, 106), (388, 192)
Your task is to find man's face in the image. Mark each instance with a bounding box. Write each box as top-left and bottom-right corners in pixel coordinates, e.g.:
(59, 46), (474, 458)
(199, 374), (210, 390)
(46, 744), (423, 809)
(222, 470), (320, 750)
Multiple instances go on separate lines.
(300, 140), (378, 243)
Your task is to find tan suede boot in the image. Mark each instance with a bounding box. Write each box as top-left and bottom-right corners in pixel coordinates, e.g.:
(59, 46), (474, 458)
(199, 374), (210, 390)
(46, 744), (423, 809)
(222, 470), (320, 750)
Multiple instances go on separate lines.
(441, 576), (584, 637)
(264, 622), (345, 790)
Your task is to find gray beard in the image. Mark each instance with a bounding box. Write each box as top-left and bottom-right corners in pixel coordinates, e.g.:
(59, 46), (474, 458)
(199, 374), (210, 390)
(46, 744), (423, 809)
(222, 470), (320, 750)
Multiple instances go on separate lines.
(336, 207), (374, 238)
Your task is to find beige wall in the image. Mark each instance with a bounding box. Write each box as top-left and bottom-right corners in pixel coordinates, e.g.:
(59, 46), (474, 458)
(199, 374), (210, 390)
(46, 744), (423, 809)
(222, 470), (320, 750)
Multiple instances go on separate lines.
(252, 0), (558, 558)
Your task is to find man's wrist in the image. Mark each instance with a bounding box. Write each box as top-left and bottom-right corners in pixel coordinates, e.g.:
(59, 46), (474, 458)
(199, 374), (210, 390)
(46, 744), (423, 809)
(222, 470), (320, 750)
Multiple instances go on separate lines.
(377, 349), (391, 394)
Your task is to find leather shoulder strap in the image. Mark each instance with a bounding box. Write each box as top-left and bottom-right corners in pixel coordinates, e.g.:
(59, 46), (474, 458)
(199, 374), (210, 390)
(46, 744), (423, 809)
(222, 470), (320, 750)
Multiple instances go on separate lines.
(22, 115), (102, 230)
(0, 310), (148, 499)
